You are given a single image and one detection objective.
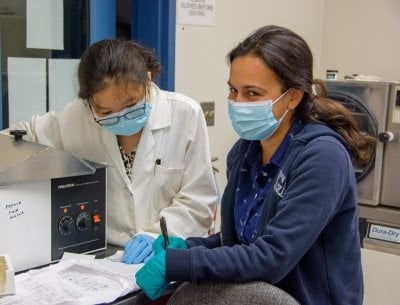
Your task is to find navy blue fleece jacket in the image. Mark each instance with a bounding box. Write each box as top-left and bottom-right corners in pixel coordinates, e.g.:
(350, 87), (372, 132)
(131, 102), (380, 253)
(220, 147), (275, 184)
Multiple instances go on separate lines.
(166, 122), (363, 305)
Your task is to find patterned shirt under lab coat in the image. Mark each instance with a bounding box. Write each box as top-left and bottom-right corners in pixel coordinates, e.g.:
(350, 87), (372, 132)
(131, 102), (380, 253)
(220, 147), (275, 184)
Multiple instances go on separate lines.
(5, 83), (219, 246)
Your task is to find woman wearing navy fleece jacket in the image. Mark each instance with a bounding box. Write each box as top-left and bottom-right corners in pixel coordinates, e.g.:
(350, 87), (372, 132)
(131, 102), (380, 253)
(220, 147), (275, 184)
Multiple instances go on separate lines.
(135, 25), (375, 305)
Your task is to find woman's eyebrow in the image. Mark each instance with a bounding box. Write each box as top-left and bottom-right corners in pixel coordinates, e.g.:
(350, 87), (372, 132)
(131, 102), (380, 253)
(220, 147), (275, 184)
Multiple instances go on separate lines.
(91, 102), (110, 111)
(96, 105), (109, 110)
(227, 81), (265, 92)
(122, 96), (136, 107)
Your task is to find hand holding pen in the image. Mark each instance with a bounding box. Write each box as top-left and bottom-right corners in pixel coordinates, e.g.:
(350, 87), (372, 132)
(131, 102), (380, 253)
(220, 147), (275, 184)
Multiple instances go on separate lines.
(153, 217), (188, 253)
(160, 216), (169, 249)
(137, 218), (186, 300)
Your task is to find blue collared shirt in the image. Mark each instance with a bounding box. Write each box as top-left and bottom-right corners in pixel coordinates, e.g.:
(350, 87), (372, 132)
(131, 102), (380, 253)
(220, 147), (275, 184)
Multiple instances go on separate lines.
(234, 120), (302, 243)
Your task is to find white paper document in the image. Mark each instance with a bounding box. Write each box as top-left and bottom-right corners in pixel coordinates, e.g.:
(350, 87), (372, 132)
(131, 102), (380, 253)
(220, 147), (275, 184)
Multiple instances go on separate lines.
(48, 59), (80, 113)
(0, 252), (142, 305)
(27, 0), (64, 50)
(7, 57), (47, 125)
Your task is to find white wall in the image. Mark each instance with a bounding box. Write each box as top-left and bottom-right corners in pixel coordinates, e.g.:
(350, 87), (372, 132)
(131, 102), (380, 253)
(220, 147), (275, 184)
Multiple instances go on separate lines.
(175, 0), (325, 191)
(322, 0), (400, 81)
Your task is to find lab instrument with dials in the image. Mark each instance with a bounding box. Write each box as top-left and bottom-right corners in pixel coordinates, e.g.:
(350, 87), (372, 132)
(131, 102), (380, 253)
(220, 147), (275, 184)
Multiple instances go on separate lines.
(0, 132), (107, 272)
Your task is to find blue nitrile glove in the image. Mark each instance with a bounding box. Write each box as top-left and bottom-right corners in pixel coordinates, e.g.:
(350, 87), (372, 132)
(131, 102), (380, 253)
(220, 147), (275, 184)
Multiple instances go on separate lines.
(153, 235), (188, 254)
(123, 234), (155, 264)
(135, 251), (168, 300)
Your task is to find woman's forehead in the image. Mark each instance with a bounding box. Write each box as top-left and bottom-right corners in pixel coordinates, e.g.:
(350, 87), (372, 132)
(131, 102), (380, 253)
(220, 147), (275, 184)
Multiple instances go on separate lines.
(93, 82), (145, 106)
(229, 55), (280, 89)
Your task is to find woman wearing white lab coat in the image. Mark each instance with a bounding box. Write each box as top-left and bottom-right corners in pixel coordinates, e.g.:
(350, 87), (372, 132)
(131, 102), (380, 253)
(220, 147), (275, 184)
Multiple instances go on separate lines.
(6, 39), (218, 262)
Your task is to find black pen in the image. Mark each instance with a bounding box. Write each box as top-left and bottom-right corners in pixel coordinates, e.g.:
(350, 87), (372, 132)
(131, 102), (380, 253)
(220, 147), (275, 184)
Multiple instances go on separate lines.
(154, 158), (161, 175)
(160, 216), (169, 249)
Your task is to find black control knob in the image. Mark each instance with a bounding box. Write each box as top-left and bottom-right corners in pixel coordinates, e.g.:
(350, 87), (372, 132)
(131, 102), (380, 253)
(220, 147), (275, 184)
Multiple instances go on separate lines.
(10, 130), (27, 141)
(59, 216), (75, 235)
(76, 212), (92, 232)
(378, 132), (394, 143)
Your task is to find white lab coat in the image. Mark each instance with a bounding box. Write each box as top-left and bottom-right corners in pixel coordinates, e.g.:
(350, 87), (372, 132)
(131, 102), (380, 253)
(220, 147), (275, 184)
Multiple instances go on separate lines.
(7, 83), (218, 246)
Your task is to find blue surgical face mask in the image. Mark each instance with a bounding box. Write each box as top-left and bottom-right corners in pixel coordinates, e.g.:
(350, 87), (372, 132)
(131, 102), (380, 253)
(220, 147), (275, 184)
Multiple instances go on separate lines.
(93, 99), (152, 136)
(228, 90), (289, 140)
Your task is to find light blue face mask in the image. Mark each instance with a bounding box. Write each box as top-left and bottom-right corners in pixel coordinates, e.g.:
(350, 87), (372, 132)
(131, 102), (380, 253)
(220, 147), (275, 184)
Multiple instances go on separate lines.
(228, 90), (289, 141)
(93, 99), (152, 136)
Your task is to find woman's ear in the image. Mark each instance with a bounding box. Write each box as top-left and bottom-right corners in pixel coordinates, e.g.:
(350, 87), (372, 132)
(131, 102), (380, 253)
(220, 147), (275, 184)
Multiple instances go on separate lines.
(287, 89), (303, 109)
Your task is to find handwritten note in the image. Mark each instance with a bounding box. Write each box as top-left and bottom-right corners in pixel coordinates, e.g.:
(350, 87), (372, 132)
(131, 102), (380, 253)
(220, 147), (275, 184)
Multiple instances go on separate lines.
(4, 201), (24, 220)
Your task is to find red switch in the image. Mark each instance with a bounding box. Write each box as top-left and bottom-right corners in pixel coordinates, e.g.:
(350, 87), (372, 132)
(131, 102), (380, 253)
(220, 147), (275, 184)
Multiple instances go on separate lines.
(92, 214), (101, 224)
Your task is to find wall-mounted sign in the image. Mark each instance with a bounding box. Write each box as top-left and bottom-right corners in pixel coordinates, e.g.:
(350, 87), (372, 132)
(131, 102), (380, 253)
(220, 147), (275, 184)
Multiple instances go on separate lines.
(26, 0), (63, 50)
(177, 0), (216, 27)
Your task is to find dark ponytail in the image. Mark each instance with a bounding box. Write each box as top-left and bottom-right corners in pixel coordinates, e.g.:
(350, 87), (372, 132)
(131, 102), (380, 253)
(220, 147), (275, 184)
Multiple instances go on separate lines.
(306, 80), (375, 164)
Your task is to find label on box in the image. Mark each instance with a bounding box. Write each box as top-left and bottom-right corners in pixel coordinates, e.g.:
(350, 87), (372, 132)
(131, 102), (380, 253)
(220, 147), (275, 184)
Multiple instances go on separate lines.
(368, 224), (400, 244)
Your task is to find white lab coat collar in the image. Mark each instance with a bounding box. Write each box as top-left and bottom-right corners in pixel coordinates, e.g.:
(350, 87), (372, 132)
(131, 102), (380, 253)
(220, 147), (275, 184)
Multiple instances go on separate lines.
(133, 82), (171, 179)
(101, 83), (172, 192)
(99, 82), (172, 191)
(147, 82), (172, 131)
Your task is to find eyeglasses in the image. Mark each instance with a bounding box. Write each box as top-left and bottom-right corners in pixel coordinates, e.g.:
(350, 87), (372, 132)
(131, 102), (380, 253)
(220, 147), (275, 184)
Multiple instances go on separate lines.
(89, 101), (147, 126)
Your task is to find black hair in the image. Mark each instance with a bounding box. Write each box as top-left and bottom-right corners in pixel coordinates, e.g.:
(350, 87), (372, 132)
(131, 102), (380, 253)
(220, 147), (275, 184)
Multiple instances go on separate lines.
(78, 39), (161, 99)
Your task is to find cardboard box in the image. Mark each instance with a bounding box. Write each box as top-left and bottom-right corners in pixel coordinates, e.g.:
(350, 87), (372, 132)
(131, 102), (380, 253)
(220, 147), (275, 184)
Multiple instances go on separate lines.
(0, 254), (15, 296)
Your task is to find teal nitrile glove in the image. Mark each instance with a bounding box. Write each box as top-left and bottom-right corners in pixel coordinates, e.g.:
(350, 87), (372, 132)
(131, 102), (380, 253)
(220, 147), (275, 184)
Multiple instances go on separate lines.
(123, 234), (155, 264)
(135, 251), (168, 300)
(153, 235), (188, 254)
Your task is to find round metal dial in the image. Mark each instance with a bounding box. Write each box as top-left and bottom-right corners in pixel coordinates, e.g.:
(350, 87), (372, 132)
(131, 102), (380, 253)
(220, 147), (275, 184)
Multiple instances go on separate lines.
(59, 215), (75, 235)
(76, 212), (92, 232)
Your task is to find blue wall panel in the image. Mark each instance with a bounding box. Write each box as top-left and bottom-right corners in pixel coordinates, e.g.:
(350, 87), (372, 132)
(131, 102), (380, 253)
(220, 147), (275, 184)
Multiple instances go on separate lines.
(132, 0), (175, 91)
(90, 0), (116, 44)
(0, 33), (3, 129)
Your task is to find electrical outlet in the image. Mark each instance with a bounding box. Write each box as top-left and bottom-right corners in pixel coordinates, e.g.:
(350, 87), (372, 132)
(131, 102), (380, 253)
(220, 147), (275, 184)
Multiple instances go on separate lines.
(200, 102), (215, 126)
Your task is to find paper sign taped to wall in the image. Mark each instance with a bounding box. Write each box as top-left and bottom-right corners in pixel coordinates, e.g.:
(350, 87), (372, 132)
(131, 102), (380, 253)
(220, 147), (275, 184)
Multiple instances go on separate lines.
(7, 57), (47, 125)
(177, 0), (216, 26)
(27, 0), (64, 50)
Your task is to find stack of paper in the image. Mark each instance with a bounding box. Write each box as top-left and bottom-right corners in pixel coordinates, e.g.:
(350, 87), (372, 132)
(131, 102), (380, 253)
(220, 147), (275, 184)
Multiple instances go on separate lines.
(0, 251), (142, 305)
